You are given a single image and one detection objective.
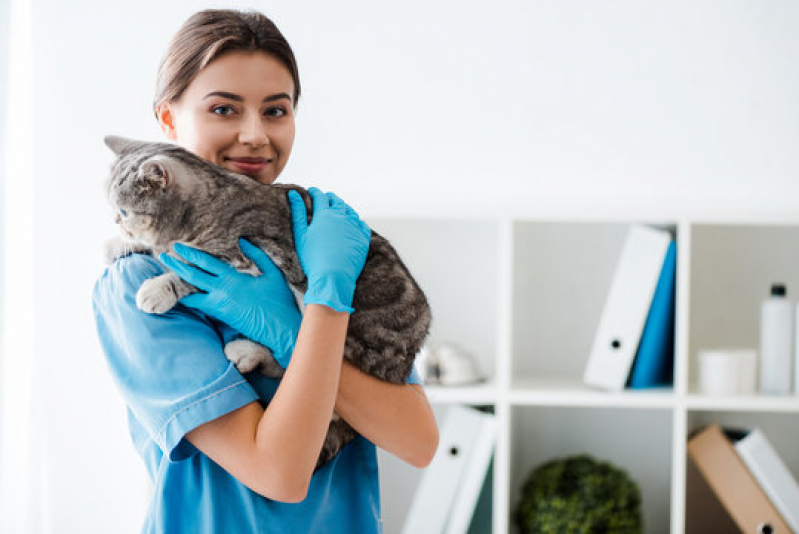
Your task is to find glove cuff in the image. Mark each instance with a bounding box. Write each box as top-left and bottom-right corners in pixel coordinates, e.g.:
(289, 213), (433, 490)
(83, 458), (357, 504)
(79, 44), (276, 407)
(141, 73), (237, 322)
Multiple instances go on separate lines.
(304, 272), (356, 314)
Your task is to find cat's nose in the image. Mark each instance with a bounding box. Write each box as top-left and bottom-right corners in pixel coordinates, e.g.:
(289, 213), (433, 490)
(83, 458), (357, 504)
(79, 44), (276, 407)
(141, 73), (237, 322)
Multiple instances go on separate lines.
(114, 213), (121, 224)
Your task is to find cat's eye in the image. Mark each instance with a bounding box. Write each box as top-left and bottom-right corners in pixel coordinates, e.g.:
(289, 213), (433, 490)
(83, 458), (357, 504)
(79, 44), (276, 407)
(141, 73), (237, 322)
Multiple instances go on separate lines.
(119, 208), (128, 218)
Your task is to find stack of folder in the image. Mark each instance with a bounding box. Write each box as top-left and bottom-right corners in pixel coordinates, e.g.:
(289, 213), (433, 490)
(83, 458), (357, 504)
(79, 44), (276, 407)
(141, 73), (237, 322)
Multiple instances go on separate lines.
(583, 224), (676, 391)
(687, 424), (799, 532)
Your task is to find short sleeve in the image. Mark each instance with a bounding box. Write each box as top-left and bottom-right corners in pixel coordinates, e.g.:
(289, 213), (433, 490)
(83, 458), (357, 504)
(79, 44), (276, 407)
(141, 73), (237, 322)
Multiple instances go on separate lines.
(92, 253), (259, 461)
(406, 365), (422, 385)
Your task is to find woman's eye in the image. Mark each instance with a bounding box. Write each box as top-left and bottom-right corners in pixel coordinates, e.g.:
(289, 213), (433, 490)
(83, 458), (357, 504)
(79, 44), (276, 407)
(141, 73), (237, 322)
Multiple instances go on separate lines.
(212, 105), (235, 116)
(265, 106), (287, 118)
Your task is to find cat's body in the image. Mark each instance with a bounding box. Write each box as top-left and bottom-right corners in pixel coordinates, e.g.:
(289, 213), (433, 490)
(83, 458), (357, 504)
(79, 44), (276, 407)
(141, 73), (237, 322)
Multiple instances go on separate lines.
(104, 135), (431, 469)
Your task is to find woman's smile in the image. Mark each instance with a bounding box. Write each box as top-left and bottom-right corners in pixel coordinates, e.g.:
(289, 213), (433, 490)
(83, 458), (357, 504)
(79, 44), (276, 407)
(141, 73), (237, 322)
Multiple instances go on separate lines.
(223, 156), (272, 175)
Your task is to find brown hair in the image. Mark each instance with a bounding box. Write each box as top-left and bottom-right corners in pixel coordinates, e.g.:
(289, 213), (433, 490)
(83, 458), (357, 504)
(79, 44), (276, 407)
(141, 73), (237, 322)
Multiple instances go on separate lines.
(153, 9), (301, 118)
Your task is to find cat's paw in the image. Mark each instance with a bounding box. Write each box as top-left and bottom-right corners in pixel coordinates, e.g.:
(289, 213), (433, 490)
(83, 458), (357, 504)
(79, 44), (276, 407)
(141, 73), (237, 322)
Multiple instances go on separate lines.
(224, 339), (284, 377)
(136, 277), (179, 314)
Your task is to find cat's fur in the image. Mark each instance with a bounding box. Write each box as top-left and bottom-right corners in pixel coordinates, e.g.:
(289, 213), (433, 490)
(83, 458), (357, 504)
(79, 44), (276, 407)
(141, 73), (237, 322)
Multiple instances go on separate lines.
(103, 135), (431, 470)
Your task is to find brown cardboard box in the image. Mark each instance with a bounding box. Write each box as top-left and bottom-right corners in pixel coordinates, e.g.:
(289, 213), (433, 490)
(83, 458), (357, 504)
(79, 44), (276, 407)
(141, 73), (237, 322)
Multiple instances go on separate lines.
(687, 423), (790, 533)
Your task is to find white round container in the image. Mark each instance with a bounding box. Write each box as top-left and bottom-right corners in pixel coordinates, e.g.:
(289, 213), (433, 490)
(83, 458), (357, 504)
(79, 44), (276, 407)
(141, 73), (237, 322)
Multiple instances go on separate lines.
(698, 349), (757, 396)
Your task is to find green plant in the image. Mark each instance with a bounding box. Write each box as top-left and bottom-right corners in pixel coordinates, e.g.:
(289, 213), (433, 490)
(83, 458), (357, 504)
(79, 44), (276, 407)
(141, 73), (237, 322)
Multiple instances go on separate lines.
(515, 454), (642, 533)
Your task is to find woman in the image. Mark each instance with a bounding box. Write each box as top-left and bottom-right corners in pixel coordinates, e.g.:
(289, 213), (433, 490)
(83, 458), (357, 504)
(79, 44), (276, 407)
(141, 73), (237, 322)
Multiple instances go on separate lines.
(93, 9), (438, 533)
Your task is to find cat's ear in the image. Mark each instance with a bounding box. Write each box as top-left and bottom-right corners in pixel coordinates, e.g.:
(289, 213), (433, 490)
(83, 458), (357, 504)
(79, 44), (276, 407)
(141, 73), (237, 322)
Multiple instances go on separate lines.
(104, 135), (146, 155)
(141, 159), (169, 188)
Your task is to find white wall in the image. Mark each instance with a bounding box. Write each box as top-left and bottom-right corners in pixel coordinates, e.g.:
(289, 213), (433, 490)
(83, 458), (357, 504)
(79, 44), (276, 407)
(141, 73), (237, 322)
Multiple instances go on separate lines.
(22, 0), (799, 531)
(0, 0), (9, 512)
(0, 0), (9, 357)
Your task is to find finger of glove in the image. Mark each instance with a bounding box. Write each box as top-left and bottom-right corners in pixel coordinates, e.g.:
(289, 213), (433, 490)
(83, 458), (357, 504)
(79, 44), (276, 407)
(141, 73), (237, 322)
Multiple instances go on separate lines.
(173, 243), (232, 276)
(238, 238), (280, 276)
(327, 192), (361, 221)
(288, 190), (309, 241)
(178, 291), (209, 311)
(308, 187), (332, 219)
(159, 253), (215, 291)
(326, 192), (349, 211)
(325, 192), (370, 241)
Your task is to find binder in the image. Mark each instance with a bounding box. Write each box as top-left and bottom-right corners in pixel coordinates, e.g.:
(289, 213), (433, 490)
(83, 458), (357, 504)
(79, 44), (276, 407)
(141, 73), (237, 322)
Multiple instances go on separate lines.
(584, 224), (671, 391)
(734, 428), (799, 532)
(687, 424), (790, 533)
(626, 240), (676, 389)
(402, 405), (496, 534)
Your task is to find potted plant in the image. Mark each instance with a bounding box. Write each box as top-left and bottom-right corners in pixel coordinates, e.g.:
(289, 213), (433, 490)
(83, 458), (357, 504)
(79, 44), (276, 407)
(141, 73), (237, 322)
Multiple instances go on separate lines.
(515, 454), (642, 533)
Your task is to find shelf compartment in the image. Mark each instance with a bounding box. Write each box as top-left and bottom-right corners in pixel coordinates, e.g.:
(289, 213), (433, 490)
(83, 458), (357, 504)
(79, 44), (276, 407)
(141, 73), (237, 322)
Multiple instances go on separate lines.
(684, 409), (799, 533)
(509, 405), (672, 534)
(368, 217), (501, 386)
(511, 220), (679, 386)
(378, 404), (494, 533)
(687, 224), (799, 392)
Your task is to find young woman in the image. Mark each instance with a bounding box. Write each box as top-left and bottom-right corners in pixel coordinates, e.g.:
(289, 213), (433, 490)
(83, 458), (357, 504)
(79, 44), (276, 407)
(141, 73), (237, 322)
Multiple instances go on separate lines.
(93, 9), (438, 533)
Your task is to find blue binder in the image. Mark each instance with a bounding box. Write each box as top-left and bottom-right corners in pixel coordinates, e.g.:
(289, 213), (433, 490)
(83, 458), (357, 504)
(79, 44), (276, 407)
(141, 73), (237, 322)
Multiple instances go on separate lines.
(627, 240), (676, 389)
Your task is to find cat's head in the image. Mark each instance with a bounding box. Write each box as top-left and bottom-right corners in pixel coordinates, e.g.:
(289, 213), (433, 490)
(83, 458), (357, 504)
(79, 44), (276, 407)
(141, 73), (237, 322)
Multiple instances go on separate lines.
(104, 135), (194, 246)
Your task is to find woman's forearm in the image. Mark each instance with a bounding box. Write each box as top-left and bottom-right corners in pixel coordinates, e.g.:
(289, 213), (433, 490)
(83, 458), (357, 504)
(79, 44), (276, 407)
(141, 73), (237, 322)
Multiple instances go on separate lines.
(335, 362), (438, 468)
(187, 304), (349, 502)
(255, 304), (349, 491)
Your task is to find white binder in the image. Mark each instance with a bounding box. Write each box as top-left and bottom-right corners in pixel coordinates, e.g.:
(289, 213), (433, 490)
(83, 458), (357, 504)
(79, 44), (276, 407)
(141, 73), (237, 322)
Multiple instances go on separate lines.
(402, 405), (495, 534)
(583, 224), (671, 390)
(734, 428), (799, 532)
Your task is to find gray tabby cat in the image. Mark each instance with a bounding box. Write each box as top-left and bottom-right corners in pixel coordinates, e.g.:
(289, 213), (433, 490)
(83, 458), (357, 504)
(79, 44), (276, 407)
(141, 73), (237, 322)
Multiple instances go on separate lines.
(103, 135), (431, 470)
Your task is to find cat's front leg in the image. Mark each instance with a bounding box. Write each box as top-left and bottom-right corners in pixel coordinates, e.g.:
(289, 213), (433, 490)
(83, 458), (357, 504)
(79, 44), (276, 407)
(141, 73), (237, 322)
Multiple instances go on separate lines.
(136, 272), (195, 314)
(224, 338), (284, 377)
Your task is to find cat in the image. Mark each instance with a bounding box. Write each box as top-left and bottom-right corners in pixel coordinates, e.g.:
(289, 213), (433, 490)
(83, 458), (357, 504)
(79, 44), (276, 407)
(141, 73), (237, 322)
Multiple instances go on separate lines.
(103, 135), (432, 470)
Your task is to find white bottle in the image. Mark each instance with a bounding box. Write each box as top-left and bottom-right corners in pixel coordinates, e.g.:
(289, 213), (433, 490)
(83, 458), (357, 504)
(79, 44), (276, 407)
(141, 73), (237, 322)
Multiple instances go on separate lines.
(760, 283), (792, 395)
(795, 301), (799, 395)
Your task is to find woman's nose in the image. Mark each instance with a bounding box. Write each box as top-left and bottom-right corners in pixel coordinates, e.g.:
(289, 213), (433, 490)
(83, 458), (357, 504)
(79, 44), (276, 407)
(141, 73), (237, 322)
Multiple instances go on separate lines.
(238, 112), (269, 148)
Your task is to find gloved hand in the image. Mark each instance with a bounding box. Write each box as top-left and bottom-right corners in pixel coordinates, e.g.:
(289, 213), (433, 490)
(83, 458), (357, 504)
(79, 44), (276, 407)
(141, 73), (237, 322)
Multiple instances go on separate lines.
(159, 238), (301, 368)
(287, 187), (371, 313)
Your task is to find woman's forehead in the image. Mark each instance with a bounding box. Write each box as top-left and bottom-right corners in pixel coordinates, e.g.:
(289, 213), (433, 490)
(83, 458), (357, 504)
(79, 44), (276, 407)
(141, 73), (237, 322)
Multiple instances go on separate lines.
(186, 51), (294, 102)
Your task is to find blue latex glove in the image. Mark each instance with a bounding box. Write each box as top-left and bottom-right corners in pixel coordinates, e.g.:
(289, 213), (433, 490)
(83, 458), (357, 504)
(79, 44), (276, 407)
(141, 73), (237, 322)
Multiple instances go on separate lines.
(159, 238), (301, 368)
(287, 187), (371, 313)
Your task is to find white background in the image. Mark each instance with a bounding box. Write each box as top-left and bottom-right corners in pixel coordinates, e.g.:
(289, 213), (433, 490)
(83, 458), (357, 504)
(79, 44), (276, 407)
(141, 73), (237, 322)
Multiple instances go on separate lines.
(2, 0), (799, 532)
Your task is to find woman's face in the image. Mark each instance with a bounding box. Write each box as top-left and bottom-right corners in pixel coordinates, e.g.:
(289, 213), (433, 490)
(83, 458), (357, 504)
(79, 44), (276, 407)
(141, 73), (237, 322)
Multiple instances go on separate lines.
(159, 51), (296, 184)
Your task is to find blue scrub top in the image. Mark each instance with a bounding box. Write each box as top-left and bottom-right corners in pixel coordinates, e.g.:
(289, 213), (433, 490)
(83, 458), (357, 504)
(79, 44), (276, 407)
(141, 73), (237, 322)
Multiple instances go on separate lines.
(92, 253), (421, 534)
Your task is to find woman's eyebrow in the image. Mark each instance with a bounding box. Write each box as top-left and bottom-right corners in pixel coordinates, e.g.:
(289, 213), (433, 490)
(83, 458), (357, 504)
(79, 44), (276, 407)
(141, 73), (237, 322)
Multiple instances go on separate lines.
(203, 91), (292, 104)
(263, 93), (292, 104)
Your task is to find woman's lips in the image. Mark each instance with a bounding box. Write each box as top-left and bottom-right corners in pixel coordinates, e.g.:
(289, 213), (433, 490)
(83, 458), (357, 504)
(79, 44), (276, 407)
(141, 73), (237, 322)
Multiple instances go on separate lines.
(224, 157), (271, 174)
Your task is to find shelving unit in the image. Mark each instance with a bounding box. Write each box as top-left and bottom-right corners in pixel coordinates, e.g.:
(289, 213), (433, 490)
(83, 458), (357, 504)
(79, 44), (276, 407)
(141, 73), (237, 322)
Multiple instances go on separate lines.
(370, 214), (799, 534)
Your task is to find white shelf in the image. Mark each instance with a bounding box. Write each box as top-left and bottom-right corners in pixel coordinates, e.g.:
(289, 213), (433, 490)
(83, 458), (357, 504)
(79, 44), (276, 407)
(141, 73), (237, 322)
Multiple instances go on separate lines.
(373, 215), (799, 534)
(686, 393), (799, 413)
(510, 377), (674, 408)
(422, 381), (497, 405)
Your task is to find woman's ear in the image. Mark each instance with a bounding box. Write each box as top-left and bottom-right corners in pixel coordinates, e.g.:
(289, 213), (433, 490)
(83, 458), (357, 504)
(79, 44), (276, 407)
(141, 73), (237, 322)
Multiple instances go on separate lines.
(157, 104), (178, 141)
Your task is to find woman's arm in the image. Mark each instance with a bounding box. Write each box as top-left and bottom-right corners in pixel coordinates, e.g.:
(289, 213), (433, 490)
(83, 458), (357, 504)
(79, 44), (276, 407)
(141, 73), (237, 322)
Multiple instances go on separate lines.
(335, 362), (438, 468)
(175, 189), (432, 500)
(186, 304), (348, 503)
